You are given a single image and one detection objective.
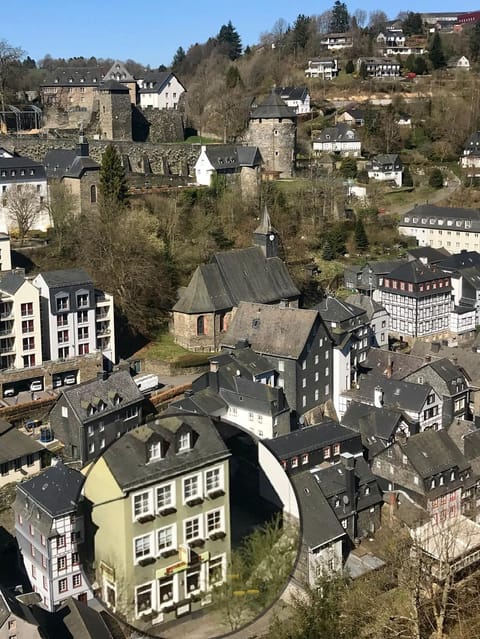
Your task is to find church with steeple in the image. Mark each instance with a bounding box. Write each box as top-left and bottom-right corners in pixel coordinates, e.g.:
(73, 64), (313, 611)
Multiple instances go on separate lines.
(171, 207), (300, 352)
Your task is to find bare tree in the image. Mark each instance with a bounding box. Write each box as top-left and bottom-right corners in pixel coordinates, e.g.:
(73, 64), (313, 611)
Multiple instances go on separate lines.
(7, 185), (41, 244)
(0, 39), (24, 117)
(47, 180), (77, 255)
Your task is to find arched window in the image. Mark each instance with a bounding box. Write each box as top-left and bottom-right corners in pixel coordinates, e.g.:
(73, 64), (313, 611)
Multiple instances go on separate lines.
(219, 313), (226, 332)
(90, 184), (97, 203)
(197, 316), (205, 335)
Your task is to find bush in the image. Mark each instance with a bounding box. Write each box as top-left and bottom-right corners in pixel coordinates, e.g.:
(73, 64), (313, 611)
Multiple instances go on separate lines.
(429, 168), (444, 189)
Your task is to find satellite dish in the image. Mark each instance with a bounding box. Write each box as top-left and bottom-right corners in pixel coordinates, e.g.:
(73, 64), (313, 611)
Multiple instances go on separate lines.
(342, 495), (350, 505)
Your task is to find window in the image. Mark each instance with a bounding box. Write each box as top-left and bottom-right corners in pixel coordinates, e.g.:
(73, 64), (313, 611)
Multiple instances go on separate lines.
(87, 424), (94, 437)
(58, 346), (69, 359)
(88, 442), (95, 454)
(186, 566), (200, 593)
(206, 509), (223, 534)
(57, 535), (66, 548)
(157, 524), (175, 552)
(206, 467), (222, 493)
(79, 343), (89, 355)
(77, 293), (89, 309)
(125, 406), (138, 420)
(158, 576), (173, 606)
(1, 462), (9, 476)
(22, 354), (36, 368)
(209, 555), (224, 586)
(291, 456), (298, 468)
(22, 319), (34, 333)
(26, 454), (34, 466)
(197, 315), (205, 335)
(57, 330), (69, 344)
(77, 310), (88, 324)
(341, 519), (348, 529)
(333, 443), (340, 455)
(185, 516), (202, 541)
(72, 551), (79, 565)
(148, 441), (162, 461)
(184, 475), (200, 501)
(78, 327), (89, 340)
(249, 412), (254, 422)
(134, 534), (152, 560)
(157, 483), (174, 510)
(324, 446), (331, 459)
(57, 556), (67, 570)
(179, 432), (191, 451)
(301, 453), (309, 465)
(90, 184), (97, 203)
(278, 360), (284, 372)
(133, 491), (151, 519)
(57, 314), (68, 328)
(56, 296), (69, 312)
(136, 583), (152, 615)
(58, 578), (68, 593)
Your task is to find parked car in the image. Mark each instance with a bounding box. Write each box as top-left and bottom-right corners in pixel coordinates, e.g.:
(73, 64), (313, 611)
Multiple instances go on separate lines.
(3, 387), (15, 397)
(64, 374), (76, 385)
(30, 380), (43, 392)
(53, 377), (63, 388)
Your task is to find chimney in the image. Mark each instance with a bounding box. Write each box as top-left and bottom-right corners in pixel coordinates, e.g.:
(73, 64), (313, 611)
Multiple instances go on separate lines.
(385, 353), (393, 379)
(210, 360), (219, 373)
(374, 386), (384, 408)
(452, 356), (458, 365)
(431, 341), (440, 354)
(341, 453), (356, 508)
(425, 354), (431, 362)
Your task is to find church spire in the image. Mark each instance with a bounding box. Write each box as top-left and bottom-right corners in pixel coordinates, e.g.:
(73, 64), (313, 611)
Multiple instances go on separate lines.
(253, 205), (279, 258)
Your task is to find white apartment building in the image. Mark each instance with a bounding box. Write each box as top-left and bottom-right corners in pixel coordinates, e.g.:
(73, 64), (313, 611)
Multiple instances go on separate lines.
(14, 461), (92, 611)
(33, 268), (115, 368)
(399, 205), (480, 252)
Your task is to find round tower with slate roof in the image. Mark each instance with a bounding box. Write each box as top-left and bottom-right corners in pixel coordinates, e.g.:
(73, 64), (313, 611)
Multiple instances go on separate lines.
(98, 80), (132, 141)
(245, 90), (296, 178)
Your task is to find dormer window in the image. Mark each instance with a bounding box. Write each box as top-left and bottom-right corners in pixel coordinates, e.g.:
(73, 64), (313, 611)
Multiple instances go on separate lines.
(148, 441), (162, 461)
(87, 405), (96, 417)
(179, 432), (191, 451)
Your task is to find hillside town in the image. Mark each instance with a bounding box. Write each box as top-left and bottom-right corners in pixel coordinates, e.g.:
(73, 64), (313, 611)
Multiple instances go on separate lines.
(4, 5), (480, 639)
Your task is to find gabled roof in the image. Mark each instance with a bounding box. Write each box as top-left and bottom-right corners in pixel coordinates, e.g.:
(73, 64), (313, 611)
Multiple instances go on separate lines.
(202, 145), (261, 170)
(370, 153), (401, 166)
(274, 86), (309, 101)
(42, 67), (109, 87)
(221, 302), (323, 360)
(60, 371), (142, 423)
(44, 143), (99, 180)
(211, 347), (275, 379)
(342, 401), (404, 443)
(17, 461), (84, 517)
(401, 430), (470, 478)
(250, 91), (296, 119)
(173, 247), (299, 314)
(316, 295), (366, 324)
(0, 271), (28, 296)
(139, 71), (185, 94)
(102, 414), (229, 491)
(344, 294), (386, 321)
(0, 421), (43, 464)
(355, 375), (433, 412)
(264, 421), (361, 458)
(38, 267), (93, 288)
(291, 471), (345, 549)
(385, 259), (448, 284)
(312, 456), (378, 499)
(0, 587), (41, 631)
(363, 347), (427, 380)
(406, 246), (450, 263)
(54, 597), (115, 639)
(314, 123), (360, 143)
(400, 204), (480, 231)
(436, 250), (480, 272)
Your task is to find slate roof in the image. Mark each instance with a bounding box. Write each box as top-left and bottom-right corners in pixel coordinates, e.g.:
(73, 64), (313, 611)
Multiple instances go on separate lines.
(173, 390), (227, 418)
(312, 457), (380, 507)
(370, 153), (401, 167)
(291, 471), (345, 549)
(362, 347), (427, 380)
(55, 597), (115, 639)
(274, 86), (309, 101)
(221, 302), (322, 359)
(17, 461), (84, 517)
(203, 145), (261, 170)
(102, 414), (230, 492)
(464, 131), (480, 155)
(44, 147), (99, 179)
(42, 67), (110, 87)
(97, 80), (129, 92)
(410, 340), (480, 387)
(406, 246), (450, 264)
(436, 250), (480, 273)
(60, 371), (143, 423)
(0, 155), (46, 184)
(250, 91), (296, 119)
(314, 123), (360, 143)
(400, 205), (480, 233)
(38, 267), (93, 288)
(173, 247), (300, 314)
(0, 421), (43, 464)
(341, 401), (404, 444)
(406, 359), (468, 396)
(210, 348), (275, 379)
(264, 421), (361, 458)
(385, 259), (448, 285)
(401, 429), (470, 478)
(316, 296), (366, 324)
(139, 71), (185, 94)
(0, 271), (28, 296)
(0, 587), (40, 631)
(344, 294), (386, 321)
(354, 375), (432, 413)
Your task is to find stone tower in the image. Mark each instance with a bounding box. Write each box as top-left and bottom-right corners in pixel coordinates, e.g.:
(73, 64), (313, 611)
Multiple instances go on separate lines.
(98, 80), (132, 141)
(245, 90), (296, 178)
(253, 205), (279, 258)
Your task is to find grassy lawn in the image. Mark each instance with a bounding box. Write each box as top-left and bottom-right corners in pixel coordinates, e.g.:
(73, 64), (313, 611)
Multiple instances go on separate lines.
(183, 135), (222, 144)
(134, 332), (212, 368)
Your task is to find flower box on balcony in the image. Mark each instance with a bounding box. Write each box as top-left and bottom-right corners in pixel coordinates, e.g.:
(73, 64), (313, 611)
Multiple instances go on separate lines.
(138, 556), (155, 567)
(160, 548), (178, 559)
(161, 603), (176, 613)
(207, 489), (225, 499)
(186, 497), (203, 507)
(136, 514), (155, 524)
(189, 538), (205, 549)
(158, 506), (177, 517)
(209, 531), (226, 541)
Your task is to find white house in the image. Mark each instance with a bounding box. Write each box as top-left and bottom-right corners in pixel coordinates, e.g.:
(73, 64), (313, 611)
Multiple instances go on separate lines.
(448, 55), (470, 71)
(194, 144), (262, 188)
(320, 33), (353, 50)
(367, 154), (403, 187)
(137, 72), (185, 110)
(305, 59), (339, 79)
(0, 150), (49, 233)
(312, 123), (361, 157)
(273, 87), (311, 114)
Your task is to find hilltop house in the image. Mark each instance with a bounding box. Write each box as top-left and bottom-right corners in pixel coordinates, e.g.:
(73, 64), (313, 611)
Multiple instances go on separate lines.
(273, 87), (311, 114)
(172, 207), (300, 352)
(357, 57), (401, 77)
(320, 33), (353, 50)
(367, 154), (403, 187)
(312, 123), (361, 157)
(304, 58), (339, 79)
(461, 131), (480, 172)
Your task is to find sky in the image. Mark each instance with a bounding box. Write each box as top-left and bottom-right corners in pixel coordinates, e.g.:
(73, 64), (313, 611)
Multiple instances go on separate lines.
(4, 0), (480, 68)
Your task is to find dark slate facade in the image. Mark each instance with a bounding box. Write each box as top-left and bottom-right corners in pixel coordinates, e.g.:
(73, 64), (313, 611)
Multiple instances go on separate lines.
(48, 371), (144, 464)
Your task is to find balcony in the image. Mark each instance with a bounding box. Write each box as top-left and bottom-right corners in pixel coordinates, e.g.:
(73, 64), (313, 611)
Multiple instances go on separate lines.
(0, 309), (14, 320)
(96, 325), (111, 337)
(96, 310), (109, 320)
(0, 341), (15, 354)
(0, 323), (14, 337)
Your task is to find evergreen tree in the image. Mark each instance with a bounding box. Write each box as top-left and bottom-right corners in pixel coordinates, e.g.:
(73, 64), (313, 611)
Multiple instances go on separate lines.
(429, 167), (444, 188)
(340, 157), (357, 179)
(412, 55), (428, 75)
(402, 165), (414, 187)
(99, 144), (129, 222)
(217, 21), (242, 60)
(330, 0), (350, 33)
(345, 59), (354, 74)
(354, 216), (369, 251)
(402, 12), (423, 36)
(225, 65), (242, 89)
(171, 46), (186, 69)
(291, 14), (313, 51)
(429, 32), (446, 69)
(359, 61), (368, 79)
(322, 226), (346, 260)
